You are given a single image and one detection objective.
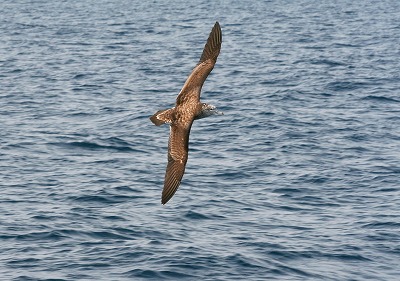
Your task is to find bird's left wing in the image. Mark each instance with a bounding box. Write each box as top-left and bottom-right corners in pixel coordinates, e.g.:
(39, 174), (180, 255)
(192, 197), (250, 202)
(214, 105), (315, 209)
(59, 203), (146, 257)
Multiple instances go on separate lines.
(161, 122), (192, 204)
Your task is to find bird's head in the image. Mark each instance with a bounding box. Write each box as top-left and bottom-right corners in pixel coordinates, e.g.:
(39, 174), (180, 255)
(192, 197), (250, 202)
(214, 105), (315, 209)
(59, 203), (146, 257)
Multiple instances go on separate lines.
(195, 103), (224, 120)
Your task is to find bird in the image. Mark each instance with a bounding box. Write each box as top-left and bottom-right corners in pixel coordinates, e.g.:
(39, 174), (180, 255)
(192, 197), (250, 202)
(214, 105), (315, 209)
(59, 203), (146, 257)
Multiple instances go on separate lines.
(150, 21), (223, 205)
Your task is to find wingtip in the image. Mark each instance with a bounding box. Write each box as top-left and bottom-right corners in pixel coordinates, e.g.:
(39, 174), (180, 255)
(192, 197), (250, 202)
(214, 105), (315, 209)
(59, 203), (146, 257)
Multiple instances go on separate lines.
(161, 196), (171, 205)
(214, 21), (221, 31)
(161, 189), (175, 205)
(198, 21), (222, 64)
(213, 21), (221, 36)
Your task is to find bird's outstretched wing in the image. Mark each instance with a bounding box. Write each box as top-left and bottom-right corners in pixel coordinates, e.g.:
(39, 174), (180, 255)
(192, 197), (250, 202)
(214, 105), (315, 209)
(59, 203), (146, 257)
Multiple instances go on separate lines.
(176, 22), (222, 106)
(161, 123), (192, 204)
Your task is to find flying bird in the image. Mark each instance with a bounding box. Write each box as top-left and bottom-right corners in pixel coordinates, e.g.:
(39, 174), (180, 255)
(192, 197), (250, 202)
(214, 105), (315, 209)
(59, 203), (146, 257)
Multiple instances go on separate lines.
(150, 22), (223, 205)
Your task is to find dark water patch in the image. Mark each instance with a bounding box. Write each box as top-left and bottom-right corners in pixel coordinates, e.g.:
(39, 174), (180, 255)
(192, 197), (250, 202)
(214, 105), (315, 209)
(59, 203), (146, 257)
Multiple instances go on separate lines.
(31, 214), (63, 222)
(51, 139), (136, 152)
(183, 210), (211, 220)
(361, 95), (400, 103)
(159, 270), (198, 279)
(326, 81), (370, 92)
(296, 195), (341, 207)
(323, 252), (371, 262)
(361, 221), (400, 229)
(225, 253), (265, 270)
(14, 230), (66, 242)
(376, 187), (399, 193)
(13, 277), (68, 281)
(86, 230), (132, 240)
(7, 258), (42, 267)
(333, 42), (363, 48)
(274, 263), (317, 278)
(69, 192), (144, 204)
(125, 269), (162, 279)
(272, 187), (307, 194)
(102, 215), (127, 221)
(72, 73), (93, 80)
(311, 59), (346, 67)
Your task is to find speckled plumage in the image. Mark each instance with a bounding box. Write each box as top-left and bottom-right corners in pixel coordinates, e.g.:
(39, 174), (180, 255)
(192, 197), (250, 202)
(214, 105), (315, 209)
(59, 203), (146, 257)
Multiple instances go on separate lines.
(150, 22), (222, 205)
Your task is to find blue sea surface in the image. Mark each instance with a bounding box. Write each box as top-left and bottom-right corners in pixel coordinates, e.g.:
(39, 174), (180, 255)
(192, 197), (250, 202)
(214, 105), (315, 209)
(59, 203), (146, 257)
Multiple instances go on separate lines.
(1, 0), (400, 280)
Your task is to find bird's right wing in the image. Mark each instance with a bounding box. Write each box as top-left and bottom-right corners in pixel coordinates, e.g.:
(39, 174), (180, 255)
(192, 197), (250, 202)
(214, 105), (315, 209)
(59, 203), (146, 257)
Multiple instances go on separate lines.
(175, 22), (222, 106)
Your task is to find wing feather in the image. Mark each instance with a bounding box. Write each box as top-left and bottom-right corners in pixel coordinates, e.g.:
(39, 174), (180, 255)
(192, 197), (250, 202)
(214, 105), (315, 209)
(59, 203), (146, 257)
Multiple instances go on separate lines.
(161, 123), (192, 204)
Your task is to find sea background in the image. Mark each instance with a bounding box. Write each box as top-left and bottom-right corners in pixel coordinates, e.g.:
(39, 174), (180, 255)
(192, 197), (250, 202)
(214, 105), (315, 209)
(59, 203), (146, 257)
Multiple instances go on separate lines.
(1, 0), (400, 280)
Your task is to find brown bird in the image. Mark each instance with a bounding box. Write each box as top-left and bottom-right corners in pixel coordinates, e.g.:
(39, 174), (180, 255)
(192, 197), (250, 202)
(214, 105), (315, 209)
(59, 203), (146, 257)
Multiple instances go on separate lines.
(150, 22), (223, 205)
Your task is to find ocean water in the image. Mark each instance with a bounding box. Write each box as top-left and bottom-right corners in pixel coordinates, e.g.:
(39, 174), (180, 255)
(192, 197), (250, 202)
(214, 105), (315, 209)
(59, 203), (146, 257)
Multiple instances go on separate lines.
(1, 0), (400, 280)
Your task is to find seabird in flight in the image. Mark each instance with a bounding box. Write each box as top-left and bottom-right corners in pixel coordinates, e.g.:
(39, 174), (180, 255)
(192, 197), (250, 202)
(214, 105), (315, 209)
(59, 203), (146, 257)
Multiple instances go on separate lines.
(150, 22), (223, 205)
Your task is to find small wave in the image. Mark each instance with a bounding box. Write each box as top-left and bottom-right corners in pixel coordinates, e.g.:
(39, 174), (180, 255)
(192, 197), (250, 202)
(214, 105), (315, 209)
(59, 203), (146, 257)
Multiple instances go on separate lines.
(361, 221), (400, 229)
(69, 193), (144, 204)
(326, 81), (369, 92)
(125, 269), (161, 279)
(125, 269), (196, 279)
(361, 95), (400, 103)
(184, 210), (211, 220)
(13, 275), (68, 281)
(51, 137), (137, 152)
(13, 230), (65, 242)
(311, 59), (346, 67)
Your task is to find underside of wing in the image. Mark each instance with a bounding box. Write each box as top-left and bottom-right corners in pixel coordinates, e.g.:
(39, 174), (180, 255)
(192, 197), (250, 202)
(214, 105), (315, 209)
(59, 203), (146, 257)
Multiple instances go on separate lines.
(161, 123), (191, 204)
(198, 21), (222, 65)
(162, 155), (187, 204)
(176, 22), (222, 105)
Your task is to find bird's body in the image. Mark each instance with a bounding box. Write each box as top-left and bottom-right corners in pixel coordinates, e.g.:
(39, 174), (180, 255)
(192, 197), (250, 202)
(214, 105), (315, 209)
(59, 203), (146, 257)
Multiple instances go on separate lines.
(150, 22), (223, 205)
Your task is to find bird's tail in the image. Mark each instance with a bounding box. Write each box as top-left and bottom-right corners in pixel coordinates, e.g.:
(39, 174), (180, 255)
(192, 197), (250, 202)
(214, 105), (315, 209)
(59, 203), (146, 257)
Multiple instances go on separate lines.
(150, 108), (174, 126)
